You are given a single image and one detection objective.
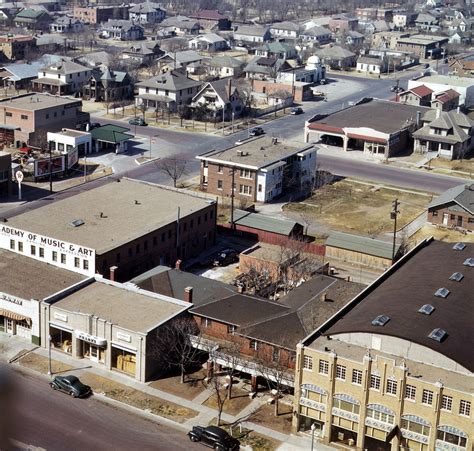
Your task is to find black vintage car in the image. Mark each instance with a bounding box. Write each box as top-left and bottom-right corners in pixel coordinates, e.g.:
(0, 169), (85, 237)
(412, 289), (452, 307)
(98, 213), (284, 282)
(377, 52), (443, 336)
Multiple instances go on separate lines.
(213, 248), (238, 267)
(49, 375), (91, 398)
(188, 426), (239, 450)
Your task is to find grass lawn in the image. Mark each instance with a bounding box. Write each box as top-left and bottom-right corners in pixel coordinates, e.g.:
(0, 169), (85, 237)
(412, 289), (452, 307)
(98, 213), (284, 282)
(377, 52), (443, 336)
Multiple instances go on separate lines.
(410, 224), (474, 244)
(149, 368), (207, 401)
(250, 403), (293, 434)
(428, 157), (474, 174)
(18, 352), (73, 375)
(204, 386), (253, 416)
(284, 180), (429, 236)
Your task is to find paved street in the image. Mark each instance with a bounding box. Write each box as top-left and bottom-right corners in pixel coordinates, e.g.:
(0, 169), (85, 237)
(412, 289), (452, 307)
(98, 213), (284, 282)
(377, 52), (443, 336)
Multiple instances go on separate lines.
(3, 364), (200, 451)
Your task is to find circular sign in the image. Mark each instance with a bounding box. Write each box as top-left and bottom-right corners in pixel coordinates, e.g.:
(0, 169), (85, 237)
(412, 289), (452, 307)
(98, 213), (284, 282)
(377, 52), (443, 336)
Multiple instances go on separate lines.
(15, 170), (24, 183)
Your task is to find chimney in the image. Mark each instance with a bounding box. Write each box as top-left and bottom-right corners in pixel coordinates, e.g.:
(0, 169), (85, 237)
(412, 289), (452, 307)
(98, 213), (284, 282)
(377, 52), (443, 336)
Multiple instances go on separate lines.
(227, 77), (232, 100)
(175, 259), (182, 270)
(109, 265), (118, 281)
(184, 286), (193, 303)
(321, 292), (328, 302)
(436, 107), (441, 118)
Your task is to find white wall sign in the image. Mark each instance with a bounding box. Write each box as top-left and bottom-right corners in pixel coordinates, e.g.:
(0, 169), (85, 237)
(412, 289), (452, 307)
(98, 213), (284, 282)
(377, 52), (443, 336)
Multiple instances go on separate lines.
(117, 332), (132, 343)
(75, 330), (107, 347)
(54, 312), (68, 322)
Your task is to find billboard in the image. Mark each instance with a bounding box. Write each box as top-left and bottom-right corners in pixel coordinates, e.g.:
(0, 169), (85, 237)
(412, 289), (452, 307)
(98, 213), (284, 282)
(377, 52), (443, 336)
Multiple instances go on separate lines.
(34, 156), (65, 178)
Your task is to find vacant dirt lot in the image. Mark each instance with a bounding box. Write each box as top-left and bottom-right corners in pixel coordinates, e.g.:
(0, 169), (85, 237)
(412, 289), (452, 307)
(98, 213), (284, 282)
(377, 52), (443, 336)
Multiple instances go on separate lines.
(284, 180), (429, 237)
(410, 224), (474, 244)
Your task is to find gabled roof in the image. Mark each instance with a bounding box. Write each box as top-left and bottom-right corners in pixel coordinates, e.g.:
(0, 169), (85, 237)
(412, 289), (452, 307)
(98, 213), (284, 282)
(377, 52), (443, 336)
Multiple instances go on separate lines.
(14, 8), (48, 19)
(244, 56), (288, 75)
(326, 231), (398, 260)
(232, 209), (300, 236)
(301, 25), (332, 37)
(193, 78), (237, 103)
(315, 45), (355, 59)
(161, 15), (199, 29)
(270, 21), (301, 32)
(256, 41), (296, 54)
(205, 55), (244, 68)
(136, 70), (202, 91)
(191, 32), (226, 44)
(129, 2), (163, 13)
(190, 9), (227, 21)
(434, 88), (460, 103)
(40, 58), (88, 75)
(428, 183), (474, 214)
(408, 84), (433, 98)
(0, 61), (42, 81)
(234, 24), (269, 37)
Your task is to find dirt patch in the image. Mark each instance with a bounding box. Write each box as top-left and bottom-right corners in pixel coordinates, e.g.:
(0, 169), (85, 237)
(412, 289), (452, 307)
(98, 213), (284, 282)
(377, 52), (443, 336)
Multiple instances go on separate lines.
(284, 180), (429, 237)
(149, 368), (207, 401)
(80, 373), (198, 423)
(18, 352), (73, 375)
(428, 157), (474, 174)
(250, 403), (293, 434)
(204, 386), (253, 416)
(215, 421), (281, 450)
(410, 224), (474, 244)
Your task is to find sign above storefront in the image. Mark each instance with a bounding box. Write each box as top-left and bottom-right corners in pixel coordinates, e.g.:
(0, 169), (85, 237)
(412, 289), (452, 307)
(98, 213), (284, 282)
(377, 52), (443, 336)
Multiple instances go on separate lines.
(0, 292), (24, 306)
(75, 330), (107, 347)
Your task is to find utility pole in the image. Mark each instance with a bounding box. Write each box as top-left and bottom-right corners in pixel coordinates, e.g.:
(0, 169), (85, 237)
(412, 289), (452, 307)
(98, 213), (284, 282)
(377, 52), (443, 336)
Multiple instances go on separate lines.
(230, 167), (235, 232)
(48, 140), (53, 194)
(391, 198), (400, 261)
(395, 79), (400, 102)
(222, 106), (225, 135)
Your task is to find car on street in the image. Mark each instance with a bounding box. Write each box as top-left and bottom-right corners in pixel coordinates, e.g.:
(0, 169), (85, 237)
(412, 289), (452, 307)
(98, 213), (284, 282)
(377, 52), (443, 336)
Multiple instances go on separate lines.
(49, 375), (91, 398)
(188, 425), (240, 450)
(213, 248), (238, 266)
(390, 86), (403, 93)
(129, 117), (147, 126)
(249, 127), (264, 137)
(290, 107), (303, 115)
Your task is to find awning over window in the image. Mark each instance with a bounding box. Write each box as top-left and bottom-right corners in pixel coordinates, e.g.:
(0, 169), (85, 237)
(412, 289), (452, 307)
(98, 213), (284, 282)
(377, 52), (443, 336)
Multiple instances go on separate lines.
(0, 309), (31, 326)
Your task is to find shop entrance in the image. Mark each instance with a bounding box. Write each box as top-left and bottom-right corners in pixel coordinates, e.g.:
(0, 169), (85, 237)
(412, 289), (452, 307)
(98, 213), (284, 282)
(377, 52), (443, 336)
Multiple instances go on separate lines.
(82, 342), (105, 364)
(6, 318), (14, 334)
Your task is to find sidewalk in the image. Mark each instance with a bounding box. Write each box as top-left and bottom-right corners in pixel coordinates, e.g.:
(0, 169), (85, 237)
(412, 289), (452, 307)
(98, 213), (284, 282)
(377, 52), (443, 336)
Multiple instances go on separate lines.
(0, 334), (335, 450)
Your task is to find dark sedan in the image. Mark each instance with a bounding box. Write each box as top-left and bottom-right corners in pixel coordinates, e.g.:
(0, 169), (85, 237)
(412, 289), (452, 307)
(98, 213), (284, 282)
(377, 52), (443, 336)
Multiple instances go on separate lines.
(49, 375), (91, 398)
(188, 425), (239, 451)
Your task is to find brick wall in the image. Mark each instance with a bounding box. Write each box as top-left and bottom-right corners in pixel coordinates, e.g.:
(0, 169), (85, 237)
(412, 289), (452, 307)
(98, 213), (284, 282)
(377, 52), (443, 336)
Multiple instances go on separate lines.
(428, 206), (474, 231)
(252, 79), (312, 102)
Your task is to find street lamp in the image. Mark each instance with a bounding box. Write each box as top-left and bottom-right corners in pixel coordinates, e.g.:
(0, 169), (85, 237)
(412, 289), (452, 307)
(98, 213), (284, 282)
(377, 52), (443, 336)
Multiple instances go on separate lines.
(391, 198), (400, 261)
(47, 334), (52, 376)
(310, 422), (316, 451)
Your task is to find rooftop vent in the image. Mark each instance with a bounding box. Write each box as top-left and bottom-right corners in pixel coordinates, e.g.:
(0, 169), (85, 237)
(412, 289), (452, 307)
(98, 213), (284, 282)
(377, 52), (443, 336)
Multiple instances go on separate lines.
(452, 242), (466, 251)
(372, 315), (390, 326)
(434, 287), (450, 298)
(418, 304), (435, 315)
(449, 272), (464, 282)
(70, 219), (84, 227)
(428, 328), (447, 343)
(463, 257), (474, 267)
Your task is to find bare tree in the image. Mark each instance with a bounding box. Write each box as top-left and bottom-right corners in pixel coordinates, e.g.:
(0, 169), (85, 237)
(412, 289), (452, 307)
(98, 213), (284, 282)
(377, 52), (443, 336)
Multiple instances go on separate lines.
(152, 316), (203, 383)
(208, 368), (230, 426)
(155, 157), (189, 187)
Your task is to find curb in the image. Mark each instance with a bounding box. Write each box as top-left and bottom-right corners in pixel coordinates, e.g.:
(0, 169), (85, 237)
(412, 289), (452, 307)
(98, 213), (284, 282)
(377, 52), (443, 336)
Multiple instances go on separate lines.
(135, 156), (160, 166)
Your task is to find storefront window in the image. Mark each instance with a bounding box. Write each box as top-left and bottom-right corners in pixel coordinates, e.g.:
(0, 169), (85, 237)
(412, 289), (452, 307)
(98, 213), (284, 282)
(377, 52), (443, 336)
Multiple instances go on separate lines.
(437, 426), (467, 448)
(401, 416), (431, 437)
(112, 346), (136, 376)
(333, 395), (360, 414)
(50, 327), (72, 354)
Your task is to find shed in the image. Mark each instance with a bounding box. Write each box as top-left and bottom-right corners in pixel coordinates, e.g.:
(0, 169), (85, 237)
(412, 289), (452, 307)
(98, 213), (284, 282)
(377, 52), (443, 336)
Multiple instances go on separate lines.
(325, 231), (399, 270)
(231, 209), (304, 244)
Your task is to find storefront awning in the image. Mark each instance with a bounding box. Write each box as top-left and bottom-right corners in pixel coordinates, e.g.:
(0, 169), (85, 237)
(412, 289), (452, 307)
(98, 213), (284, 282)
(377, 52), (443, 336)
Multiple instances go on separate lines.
(0, 309), (31, 325)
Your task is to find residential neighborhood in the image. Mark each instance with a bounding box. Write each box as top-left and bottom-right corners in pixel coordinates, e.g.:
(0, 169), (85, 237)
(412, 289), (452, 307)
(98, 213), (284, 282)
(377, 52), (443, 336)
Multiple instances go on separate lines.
(0, 0), (473, 450)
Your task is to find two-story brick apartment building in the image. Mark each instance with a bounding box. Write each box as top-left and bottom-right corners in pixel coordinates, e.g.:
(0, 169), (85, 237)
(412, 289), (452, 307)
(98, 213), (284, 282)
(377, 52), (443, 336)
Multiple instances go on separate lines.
(197, 137), (317, 203)
(1, 178), (217, 281)
(73, 5), (129, 24)
(294, 238), (473, 451)
(0, 93), (88, 147)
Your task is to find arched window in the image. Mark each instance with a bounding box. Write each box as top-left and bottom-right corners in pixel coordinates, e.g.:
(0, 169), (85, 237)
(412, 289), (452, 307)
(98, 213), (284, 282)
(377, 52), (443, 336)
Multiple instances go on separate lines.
(437, 425), (468, 448)
(333, 394), (360, 414)
(301, 384), (327, 396)
(401, 415), (431, 437)
(366, 404), (395, 425)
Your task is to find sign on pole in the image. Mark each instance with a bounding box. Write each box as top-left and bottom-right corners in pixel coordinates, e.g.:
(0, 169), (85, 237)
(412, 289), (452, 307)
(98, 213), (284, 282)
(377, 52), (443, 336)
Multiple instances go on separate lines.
(15, 170), (23, 201)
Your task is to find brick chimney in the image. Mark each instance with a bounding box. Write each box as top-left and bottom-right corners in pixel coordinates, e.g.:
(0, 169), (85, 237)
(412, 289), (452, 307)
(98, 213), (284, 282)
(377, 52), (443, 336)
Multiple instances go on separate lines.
(109, 266), (118, 281)
(175, 259), (182, 270)
(184, 286), (193, 303)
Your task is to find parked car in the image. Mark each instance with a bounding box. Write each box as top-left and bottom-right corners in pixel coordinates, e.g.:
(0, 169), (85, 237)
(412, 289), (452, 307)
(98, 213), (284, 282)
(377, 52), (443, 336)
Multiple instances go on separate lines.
(129, 117), (147, 126)
(290, 107), (303, 115)
(213, 248), (238, 266)
(188, 425), (240, 450)
(89, 122), (101, 129)
(249, 127), (264, 137)
(49, 375), (91, 398)
(390, 86), (403, 93)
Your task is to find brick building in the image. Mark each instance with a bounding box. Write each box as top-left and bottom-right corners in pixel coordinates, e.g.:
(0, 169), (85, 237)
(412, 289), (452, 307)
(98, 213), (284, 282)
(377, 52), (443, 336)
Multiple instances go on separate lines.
(0, 93), (89, 147)
(252, 79), (314, 102)
(197, 137), (317, 203)
(73, 5), (129, 24)
(1, 178), (218, 281)
(0, 150), (11, 195)
(0, 35), (36, 62)
(427, 183), (474, 231)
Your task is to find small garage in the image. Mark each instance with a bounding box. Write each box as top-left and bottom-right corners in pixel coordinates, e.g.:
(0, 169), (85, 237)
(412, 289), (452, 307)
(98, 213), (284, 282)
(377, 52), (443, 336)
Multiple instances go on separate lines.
(325, 231), (399, 270)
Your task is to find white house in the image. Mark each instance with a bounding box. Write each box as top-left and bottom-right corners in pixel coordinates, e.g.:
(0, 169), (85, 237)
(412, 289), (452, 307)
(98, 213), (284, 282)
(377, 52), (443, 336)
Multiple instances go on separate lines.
(299, 25), (332, 44)
(203, 55), (245, 78)
(188, 33), (227, 52)
(47, 128), (92, 164)
(100, 20), (144, 41)
(233, 25), (271, 44)
(129, 2), (166, 24)
(356, 55), (387, 74)
(277, 56), (325, 84)
(49, 17), (84, 34)
(269, 21), (301, 39)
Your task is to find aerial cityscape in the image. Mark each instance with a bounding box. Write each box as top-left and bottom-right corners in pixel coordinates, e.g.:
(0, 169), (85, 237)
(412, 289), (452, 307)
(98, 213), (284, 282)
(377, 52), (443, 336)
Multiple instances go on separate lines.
(0, 0), (472, 450)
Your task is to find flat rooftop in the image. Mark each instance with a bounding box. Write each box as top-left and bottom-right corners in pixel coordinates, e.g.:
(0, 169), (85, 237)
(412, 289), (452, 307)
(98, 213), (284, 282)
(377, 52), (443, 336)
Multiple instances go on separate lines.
(413, 74), (474, 88)
(0, 93), (81, 111)
(51, 128), (90, 138)
(308, 99), (431, 134)
(0, 249), (85, 300)
(198, 137), (314, 169)
(397, 34), (447, 45)
(52, 279), (187, 334)
(7, 178), (215, 255)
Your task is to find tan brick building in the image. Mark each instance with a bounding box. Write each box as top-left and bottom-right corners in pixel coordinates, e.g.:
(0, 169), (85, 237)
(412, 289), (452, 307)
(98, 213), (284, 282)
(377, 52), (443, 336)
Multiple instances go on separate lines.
(0, 93), (88, 147)
(294, 239), (473, 451)
(0, 35), (36, 62)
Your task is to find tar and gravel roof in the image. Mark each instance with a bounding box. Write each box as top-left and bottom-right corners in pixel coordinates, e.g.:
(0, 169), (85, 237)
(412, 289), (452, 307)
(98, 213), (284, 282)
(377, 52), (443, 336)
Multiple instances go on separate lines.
(197, 137), (314, 169)
(0, 93), (80, 111)
(7, 179), (215, 255)
(323, 240), (474, 372)
(0, 249), (85, 300)
(51, 279), (188, 333)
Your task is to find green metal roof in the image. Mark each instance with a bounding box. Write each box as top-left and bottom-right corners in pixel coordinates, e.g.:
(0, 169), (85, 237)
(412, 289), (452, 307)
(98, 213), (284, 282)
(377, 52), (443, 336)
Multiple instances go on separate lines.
(91, 124), (133, 144)
(326, 231), (398, 260)
(232, 209), (298, 235)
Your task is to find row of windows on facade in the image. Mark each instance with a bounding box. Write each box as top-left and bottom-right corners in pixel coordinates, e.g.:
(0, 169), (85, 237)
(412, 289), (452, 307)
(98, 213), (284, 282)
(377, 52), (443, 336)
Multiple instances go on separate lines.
(5, 110), (67, 120)
(9, 239), (89, 270)
(431, 210), (474, 223)
(303, 356), (471, 416)
(144, 87), (195, 95)
(202, 318), (296, 361)
(42, 71), (90, 79)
